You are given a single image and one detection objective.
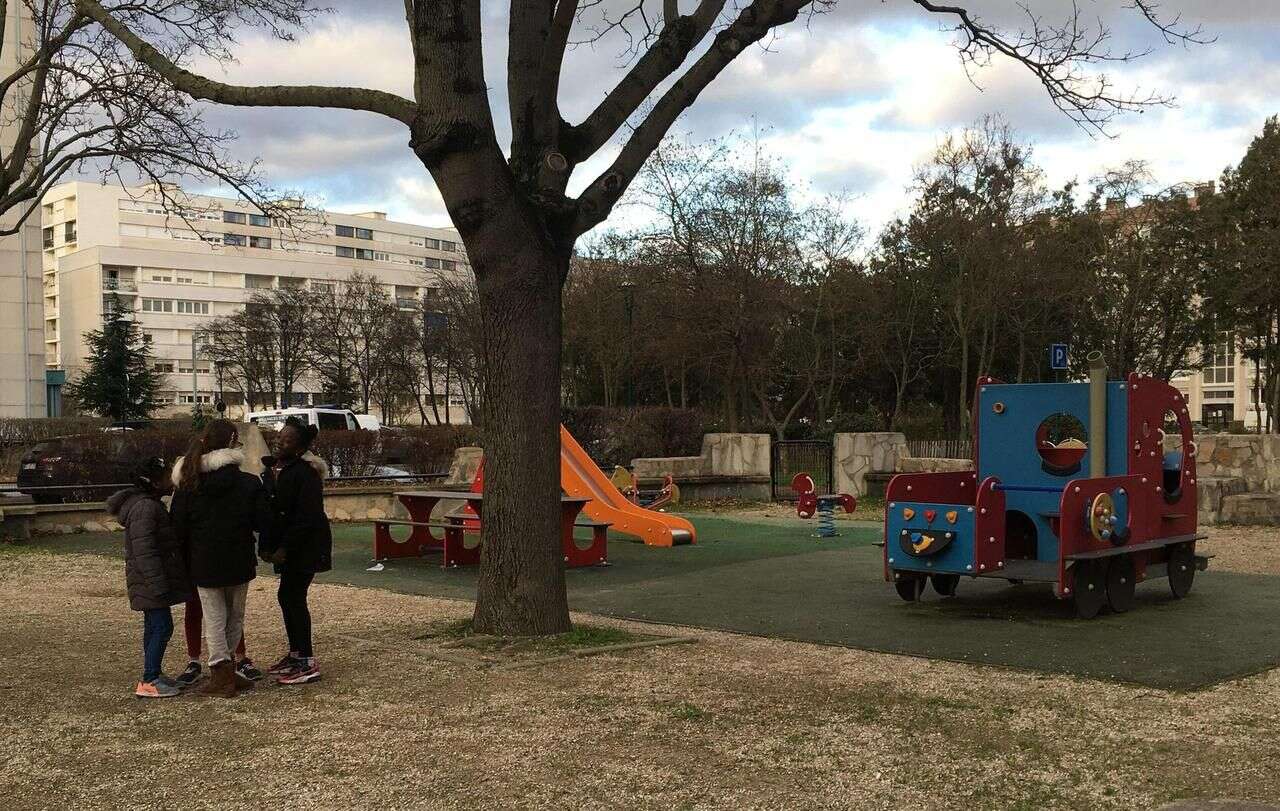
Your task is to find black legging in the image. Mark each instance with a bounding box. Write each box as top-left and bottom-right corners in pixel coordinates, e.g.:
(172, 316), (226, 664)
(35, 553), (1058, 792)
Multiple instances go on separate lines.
(278, 571), (315, 658)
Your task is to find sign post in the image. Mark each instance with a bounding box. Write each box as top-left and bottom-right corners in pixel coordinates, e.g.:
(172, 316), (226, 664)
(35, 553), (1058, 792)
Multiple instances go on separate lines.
(1050, 344), (1070, 372)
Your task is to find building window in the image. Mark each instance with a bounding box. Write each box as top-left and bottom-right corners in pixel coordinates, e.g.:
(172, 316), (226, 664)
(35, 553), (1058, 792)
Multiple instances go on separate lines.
(249, 236), (272, 249)
(142, 298), (173, 313)
(176, 300), (209, 315)
(440, 240), (456, 252)
(423, 257), (441, 269)
(374, 251), (390, 262)
(442, 260), (457, 271)
(249, 213), (270, 227)
(335, 224), (354, 238)
(335, 246), (355, 258)
(223, 211), (247, 225)
(279, 277), (305, 289)
(223, 233), (246, 247)
(179, 393), (212, 405)
(1204, 335), (1236, 385)
(355, 227), (374, 240)
(43, 227), (54, 249)
(355, 248), (374, 261)
(154, 362), (175, 373)
(245, 274), (274, 289)
(64, 221), (77, 243)
(311, 281), (335, 294)
(425, 238), (440, 250)
(151, 273), (173, 283)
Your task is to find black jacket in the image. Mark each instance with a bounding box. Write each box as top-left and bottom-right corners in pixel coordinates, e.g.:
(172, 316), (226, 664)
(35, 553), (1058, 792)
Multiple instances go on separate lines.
(261, 452), (332, 575)
(107, 488), (193, 611)
(170, 449), (268, 588)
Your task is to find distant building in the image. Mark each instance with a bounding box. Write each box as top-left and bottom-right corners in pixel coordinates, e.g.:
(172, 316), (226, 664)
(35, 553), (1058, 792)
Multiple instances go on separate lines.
(0, 3), (48, 417)
(42, 181), (471, 422)
(1170, 332), (1265, 431)
(1102, 182), (1261, 429)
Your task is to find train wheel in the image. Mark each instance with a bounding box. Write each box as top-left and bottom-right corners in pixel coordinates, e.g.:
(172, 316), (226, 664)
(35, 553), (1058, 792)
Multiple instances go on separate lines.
(931, 574), (959, 597)
(1072, 559), (1108, 619)
(1168, 544), (1196, 598)
(894, 573), (926, 601)
(1105, 555), (1136, 613)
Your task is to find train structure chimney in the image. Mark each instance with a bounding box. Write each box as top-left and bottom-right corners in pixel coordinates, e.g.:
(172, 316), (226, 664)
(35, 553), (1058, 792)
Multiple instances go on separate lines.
(1088, 351), (1107, 478)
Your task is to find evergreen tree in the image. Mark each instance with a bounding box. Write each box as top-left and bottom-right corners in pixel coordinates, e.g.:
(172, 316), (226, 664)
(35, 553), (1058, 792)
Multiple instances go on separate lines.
(66, 295), (162, 422)
(1205, 116), (1280, 431)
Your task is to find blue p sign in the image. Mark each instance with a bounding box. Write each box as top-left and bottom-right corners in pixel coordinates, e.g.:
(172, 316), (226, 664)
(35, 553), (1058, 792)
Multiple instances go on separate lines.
(1050, 344), (1069, 371)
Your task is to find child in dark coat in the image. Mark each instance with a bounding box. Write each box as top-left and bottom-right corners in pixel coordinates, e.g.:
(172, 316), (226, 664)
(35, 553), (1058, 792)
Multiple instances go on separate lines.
(170, 419), (269, 698)
(106, 457), (193, 698)
(260, 417), (332, 685)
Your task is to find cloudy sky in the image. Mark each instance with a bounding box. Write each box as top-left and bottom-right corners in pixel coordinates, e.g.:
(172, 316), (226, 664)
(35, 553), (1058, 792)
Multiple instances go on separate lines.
(190, 0), (1279, 240)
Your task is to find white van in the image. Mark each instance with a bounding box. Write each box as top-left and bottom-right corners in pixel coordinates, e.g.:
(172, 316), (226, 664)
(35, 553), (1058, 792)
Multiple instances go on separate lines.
(245, 406), (379, 432)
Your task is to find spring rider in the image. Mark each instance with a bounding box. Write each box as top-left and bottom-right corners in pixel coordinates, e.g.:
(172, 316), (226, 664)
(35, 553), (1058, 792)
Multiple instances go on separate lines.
(792, 473), (856, 537)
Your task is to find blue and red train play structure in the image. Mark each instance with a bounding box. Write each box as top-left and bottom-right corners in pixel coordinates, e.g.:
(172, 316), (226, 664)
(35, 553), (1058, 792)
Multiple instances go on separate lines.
(883, 353), (1208, 618)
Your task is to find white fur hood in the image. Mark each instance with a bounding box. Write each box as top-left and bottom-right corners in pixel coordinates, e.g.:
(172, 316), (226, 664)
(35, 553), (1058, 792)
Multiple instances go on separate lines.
(171, 447), (245, 485)
(298, 451), (329, 480)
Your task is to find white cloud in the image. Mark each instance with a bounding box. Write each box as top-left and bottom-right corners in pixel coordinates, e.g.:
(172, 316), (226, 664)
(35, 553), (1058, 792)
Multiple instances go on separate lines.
(180, 4), (1276, 239)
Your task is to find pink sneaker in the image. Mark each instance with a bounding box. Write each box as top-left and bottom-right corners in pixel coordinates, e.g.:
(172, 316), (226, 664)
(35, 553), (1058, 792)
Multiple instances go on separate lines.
(276, 657), (320, 685)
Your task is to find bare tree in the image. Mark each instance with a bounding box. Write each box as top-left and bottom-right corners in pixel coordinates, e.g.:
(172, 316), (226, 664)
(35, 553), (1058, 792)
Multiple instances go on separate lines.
(306, 285), (361, 408)
(0, 1), (313, 235)
(79, 0), (1209, 634)
(339, 272), (396, 416)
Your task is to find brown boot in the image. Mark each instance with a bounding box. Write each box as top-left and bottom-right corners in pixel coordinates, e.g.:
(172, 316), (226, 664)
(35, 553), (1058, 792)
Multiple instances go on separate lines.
(231, 658), (254, 692)
(199, 661), (236, 698)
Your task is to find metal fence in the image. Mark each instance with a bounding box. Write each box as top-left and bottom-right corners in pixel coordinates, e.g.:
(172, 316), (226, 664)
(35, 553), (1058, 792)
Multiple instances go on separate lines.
(907, 438), (972, 459)
(771, 440), (833, 500)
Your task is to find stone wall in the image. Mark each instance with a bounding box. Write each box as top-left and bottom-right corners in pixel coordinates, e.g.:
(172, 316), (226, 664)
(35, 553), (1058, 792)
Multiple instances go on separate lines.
(833, 432), (907, 498)
(630, 433), (771, 502)
(1195, 434), (1280, 493)
(632, 433), (771, 480)
(1193, 434), (1280, 525)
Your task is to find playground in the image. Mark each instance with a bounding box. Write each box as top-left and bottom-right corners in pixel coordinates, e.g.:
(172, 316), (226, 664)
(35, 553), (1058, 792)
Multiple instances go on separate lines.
(4, 518), (1280, 809)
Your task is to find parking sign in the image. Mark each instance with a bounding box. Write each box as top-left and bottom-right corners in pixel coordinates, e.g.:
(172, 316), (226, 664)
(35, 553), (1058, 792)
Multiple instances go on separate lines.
(1050, 343), (1069, 371)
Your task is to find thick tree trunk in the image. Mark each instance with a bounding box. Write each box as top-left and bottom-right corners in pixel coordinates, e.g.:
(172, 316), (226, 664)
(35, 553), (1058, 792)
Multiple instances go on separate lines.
(469, 244), (571, 636)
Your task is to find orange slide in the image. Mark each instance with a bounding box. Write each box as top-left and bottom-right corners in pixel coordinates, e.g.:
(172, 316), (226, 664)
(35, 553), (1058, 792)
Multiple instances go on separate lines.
(559, 425), (696, 547)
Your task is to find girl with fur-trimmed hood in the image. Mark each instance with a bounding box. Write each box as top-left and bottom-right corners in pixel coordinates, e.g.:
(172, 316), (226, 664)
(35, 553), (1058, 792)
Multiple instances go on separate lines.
(170, 419), (269, 698)
(260, 416), (332, 686)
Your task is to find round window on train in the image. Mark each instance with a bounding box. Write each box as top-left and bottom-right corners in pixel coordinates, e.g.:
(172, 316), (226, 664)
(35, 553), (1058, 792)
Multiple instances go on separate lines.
(1036, 412), (1087, 475)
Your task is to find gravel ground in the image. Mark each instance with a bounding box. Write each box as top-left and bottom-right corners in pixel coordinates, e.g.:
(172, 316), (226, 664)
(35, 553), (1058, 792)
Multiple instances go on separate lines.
(2, 522), (1280, 810)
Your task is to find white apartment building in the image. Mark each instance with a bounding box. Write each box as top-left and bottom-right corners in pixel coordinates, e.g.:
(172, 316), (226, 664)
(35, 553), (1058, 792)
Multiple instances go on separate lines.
(42, 181), (471, 421)
(1171, 334), (1267, 431)
(0, 2), (48, 417)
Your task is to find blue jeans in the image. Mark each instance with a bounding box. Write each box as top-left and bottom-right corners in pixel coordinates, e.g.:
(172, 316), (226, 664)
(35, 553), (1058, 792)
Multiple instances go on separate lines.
(142, 607), (174, 683)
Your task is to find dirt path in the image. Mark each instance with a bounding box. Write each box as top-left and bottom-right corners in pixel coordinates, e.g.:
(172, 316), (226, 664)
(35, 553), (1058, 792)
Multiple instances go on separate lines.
(2, 545), (1279, 810)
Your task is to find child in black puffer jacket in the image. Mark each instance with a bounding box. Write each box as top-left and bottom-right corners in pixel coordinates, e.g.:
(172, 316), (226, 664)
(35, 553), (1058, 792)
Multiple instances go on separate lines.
(260, 417), (332, 686)
(106, 457), (193, 699)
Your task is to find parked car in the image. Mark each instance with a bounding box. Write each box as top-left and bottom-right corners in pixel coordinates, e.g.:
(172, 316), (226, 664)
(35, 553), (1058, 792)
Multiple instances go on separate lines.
(15, 426), (191, 504)
(245, 406), (379, 432)
(17, 435), (134, 503)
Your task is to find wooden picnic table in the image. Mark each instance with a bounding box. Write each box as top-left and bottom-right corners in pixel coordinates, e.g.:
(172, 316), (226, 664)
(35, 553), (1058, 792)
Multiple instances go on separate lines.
(372, 490), (609, 568)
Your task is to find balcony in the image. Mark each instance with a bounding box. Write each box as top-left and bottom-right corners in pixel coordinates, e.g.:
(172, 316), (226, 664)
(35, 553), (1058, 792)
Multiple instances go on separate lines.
(104, 278), (138, 293)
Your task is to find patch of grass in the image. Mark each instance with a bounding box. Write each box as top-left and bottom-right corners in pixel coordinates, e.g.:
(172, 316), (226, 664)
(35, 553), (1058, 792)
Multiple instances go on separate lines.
(670, 702), (708, 722)
(539, 624), (643, 650)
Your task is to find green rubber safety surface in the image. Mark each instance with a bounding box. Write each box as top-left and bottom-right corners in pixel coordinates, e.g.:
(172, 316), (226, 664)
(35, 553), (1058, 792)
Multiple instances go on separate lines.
(21, 515), (1279, 689)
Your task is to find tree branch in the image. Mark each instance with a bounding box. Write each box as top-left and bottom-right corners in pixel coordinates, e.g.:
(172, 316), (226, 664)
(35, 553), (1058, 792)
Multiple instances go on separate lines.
(566, 0), (725, 162)
(911, 0), (1210, 134)
(574, 0), (816, 234)
(75, 0), (419, 125)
